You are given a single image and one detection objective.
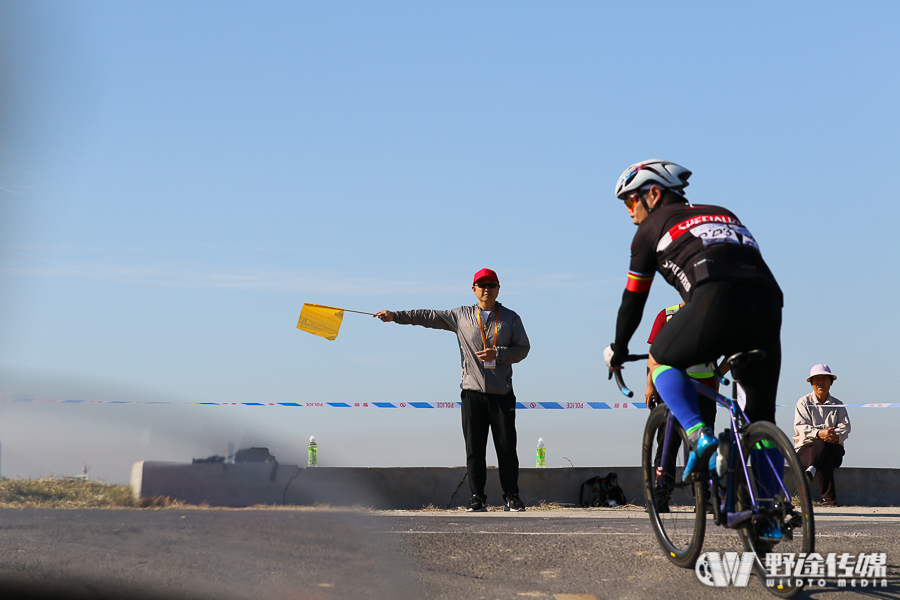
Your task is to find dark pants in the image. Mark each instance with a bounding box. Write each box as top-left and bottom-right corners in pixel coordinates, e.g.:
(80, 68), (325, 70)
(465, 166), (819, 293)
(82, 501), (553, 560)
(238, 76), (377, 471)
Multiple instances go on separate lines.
(797, 439), (845, 502)
(651, 281), (782, 425)
(461, 389), (519, 498)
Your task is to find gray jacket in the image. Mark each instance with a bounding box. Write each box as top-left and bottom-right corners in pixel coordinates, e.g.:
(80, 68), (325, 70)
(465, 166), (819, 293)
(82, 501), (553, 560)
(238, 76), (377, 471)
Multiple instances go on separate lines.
(393, 303), (530, 395)
(793, 392), (851, 450)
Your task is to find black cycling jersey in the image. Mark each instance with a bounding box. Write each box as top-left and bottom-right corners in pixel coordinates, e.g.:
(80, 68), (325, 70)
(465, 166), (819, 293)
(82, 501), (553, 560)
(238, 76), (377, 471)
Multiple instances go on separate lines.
(615, 201), (781, 351)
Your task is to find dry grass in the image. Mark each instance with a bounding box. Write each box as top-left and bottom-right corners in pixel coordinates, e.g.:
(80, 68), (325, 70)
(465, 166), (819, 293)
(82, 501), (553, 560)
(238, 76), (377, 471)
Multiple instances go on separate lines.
(0, 477), (189, 509)
(0, 478), (649, 512)
(527, 501), (643, 511)
(418, 501), (644, 512)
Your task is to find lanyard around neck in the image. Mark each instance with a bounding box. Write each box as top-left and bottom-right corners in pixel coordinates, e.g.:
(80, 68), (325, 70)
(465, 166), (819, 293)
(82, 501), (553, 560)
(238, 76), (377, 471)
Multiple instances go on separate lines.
(475, 306), (499, 350)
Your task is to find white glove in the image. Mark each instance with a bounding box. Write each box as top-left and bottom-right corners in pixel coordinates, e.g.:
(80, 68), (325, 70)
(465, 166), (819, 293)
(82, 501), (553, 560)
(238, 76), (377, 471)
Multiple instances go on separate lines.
(603, 344), (615, 368)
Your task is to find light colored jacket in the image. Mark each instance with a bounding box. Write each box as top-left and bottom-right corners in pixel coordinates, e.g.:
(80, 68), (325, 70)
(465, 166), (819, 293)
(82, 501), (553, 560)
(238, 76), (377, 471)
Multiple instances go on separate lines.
(793, 392), (851, 450)
(393, 303), (530, 395)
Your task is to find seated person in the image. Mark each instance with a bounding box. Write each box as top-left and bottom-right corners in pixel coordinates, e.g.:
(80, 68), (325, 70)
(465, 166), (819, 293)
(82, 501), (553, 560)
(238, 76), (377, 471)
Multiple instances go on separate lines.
(793, 364), (850, 506)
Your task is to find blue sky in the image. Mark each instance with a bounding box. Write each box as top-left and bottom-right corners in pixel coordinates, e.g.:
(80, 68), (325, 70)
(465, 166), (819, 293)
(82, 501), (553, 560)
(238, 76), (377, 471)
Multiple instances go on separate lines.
(1, 2), (897, 483)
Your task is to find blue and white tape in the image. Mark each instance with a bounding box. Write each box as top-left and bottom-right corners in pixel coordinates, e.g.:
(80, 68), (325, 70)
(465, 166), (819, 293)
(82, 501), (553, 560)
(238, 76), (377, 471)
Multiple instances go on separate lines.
(4, 397), (898, 409)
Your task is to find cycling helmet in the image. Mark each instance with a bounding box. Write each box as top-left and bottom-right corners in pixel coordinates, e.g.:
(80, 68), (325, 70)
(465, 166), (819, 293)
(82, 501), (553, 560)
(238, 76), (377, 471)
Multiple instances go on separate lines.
(614, 159), (692, 200)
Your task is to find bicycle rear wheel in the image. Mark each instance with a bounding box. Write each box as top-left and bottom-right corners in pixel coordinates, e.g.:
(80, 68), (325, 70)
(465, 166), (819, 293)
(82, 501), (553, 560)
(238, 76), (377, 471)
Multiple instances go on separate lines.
(642, 405), (706, 568)
(735, 420), (815, 598)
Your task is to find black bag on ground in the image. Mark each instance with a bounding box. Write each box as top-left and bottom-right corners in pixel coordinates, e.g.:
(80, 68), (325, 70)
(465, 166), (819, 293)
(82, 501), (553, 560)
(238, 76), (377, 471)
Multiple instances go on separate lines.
(192, 455), (225, 464)
(580, 472), (627, 507)
(234, 447), (278, 464)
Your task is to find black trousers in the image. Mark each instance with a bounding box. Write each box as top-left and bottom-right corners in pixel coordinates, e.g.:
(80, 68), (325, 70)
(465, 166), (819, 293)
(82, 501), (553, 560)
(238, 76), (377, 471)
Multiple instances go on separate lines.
(651, 281), (783, 425)
(797, 439), (845, 502)
(461, 389), (519, 498)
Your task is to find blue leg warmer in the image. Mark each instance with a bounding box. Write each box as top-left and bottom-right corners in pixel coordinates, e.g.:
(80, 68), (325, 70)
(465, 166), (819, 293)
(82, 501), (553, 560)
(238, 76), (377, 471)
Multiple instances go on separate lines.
(652, 366), (704, 432)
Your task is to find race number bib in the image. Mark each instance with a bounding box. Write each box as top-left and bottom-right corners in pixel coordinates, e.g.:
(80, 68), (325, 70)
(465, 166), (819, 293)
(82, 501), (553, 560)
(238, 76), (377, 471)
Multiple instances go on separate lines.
(689, 222), (759, 249)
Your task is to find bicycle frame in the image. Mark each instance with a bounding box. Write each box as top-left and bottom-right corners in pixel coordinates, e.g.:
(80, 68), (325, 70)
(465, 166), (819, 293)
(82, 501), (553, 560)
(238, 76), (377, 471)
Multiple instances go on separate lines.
(694, 381), (756, 528)
(657, 376), (790, 530)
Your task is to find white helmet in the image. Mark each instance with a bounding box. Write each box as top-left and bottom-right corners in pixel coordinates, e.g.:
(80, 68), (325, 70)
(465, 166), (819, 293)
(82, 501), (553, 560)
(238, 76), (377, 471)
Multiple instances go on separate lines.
(614, 159), (692, 200)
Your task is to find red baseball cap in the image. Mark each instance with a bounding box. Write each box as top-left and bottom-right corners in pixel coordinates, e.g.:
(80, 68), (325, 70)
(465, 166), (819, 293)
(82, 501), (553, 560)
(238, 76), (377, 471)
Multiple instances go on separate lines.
(472, 268), (499, 285)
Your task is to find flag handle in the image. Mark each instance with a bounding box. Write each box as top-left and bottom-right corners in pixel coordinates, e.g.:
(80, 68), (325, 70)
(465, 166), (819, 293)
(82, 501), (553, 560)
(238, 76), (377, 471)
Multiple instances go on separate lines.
(303, 303), (375, 316)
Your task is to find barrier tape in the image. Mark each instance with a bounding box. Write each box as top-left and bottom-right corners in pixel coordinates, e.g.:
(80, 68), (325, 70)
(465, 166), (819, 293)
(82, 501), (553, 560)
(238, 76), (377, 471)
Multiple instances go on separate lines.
(2, 398), (646, 409)
(3, 397), (898, 409)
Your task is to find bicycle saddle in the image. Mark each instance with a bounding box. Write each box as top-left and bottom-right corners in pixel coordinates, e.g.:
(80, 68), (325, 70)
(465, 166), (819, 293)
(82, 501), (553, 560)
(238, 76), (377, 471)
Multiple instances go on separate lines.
(725, 349), (767, 381)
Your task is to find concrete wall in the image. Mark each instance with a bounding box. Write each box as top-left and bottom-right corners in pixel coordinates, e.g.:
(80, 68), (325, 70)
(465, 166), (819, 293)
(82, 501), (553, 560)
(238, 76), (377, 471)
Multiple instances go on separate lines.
(828, 467), (900, 507)
(132, 462), (898, 509)
(132, 462), (644, 509)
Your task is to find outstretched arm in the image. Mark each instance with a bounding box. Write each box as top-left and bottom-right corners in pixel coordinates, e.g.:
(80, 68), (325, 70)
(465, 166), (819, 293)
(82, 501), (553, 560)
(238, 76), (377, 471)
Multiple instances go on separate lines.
(374, 309), (456, 331)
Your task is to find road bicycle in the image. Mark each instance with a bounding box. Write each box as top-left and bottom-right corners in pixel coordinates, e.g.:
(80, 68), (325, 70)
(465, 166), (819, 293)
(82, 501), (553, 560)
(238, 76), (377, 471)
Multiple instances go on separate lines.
(611, 350), (814, 598)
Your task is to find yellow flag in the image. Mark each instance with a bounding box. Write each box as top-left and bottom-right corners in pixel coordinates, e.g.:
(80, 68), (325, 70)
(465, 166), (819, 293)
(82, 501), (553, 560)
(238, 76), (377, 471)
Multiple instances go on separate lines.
(296, 304), (344, 341)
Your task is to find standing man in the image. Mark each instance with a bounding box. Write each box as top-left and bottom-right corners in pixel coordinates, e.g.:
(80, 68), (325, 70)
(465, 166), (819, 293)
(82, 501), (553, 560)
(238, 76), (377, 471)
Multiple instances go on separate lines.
(603, 159), (784, 484)
(794, 364), (850, 506)
(375, 268), (530, 512)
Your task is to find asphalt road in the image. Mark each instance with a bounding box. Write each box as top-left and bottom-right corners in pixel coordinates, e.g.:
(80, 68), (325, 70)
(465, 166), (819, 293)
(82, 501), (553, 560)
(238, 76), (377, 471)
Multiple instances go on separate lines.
(1, 507), (898, 600)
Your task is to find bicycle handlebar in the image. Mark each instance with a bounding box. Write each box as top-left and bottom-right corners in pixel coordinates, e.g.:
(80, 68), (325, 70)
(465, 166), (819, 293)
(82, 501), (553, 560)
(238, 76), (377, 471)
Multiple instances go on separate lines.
(608, 354), (649, 398)
(610, 349), (767, 400)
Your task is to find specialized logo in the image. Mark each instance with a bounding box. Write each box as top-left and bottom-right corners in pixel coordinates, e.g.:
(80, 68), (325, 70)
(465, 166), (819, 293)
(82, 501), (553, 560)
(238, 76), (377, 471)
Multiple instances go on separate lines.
(661, 260), (691, 293)
(657, 214), (749, 252)
(695, 552), (755, 587)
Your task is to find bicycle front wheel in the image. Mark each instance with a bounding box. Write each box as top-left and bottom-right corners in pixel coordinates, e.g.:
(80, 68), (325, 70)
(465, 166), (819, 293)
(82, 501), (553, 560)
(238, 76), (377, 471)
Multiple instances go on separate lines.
(642, 405), (706, 568)
(736, 420), (815, 598)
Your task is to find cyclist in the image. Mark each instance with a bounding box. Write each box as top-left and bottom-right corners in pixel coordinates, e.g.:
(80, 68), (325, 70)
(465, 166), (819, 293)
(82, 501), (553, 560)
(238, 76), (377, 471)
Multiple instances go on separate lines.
(603, 159), (783, 482)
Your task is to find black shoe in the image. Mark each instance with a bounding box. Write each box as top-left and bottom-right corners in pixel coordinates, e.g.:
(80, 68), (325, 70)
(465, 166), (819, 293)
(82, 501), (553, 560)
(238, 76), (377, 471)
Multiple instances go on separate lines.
(466, 494), (487, 512)
(504, 494), (526, 512)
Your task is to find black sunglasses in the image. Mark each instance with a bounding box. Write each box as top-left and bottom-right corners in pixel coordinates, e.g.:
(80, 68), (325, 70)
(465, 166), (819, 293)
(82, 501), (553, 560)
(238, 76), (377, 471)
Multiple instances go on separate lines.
(474, 282), (498, 289)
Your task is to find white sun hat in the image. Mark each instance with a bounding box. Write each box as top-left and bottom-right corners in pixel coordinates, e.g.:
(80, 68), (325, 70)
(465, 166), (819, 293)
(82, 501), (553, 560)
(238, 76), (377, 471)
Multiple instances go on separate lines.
(807, 364), (837, 382)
